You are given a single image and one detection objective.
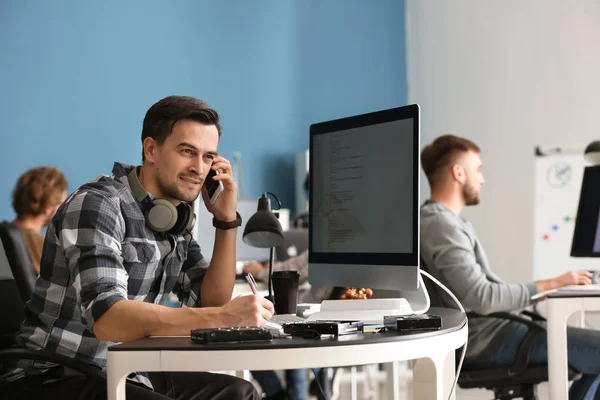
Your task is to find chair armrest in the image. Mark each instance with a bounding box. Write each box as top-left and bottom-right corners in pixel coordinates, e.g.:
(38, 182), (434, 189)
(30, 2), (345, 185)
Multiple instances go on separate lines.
(521, 310), (546, 322)
(0, 348), (104, 378)
(466, 312), (544, 376)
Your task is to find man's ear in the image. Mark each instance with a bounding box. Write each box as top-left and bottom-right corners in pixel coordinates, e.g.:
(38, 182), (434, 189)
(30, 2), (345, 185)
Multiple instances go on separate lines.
(143, 137), (159, 163)
(451, 164), (465, 184)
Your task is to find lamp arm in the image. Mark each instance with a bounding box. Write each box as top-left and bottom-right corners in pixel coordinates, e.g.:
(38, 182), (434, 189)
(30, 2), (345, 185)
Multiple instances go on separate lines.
(268, 247), (274, 301)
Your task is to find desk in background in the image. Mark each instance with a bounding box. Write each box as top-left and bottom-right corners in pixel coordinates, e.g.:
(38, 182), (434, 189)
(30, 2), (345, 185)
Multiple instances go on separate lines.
(108, 308), (467, 400)
(547, 292), (600, 400)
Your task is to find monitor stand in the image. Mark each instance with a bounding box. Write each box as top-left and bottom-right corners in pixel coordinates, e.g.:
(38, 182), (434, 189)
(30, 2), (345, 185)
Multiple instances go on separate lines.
(305, 273), (430, 325)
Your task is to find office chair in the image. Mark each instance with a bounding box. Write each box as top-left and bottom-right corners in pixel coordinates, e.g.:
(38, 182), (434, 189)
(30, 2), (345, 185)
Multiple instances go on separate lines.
(0, 222), (37, 303)
(0, 241), (25, 349)
(459, 311), (581, 400)
(0, 240), (105, 399)
(420, 260), (581, 400)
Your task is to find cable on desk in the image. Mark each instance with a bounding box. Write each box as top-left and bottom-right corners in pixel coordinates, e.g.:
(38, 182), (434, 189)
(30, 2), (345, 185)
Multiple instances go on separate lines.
(419, 269), (468, 400)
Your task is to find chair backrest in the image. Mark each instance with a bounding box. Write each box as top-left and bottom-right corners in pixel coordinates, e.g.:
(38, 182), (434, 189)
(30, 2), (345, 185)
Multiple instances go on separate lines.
(0, 222), (37, 303)
(0, 241), (26, 349)
(275, 229), (308, 262)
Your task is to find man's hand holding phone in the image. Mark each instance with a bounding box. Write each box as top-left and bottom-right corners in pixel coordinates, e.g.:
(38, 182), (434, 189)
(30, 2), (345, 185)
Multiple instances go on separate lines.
(202, 156), (237, 221)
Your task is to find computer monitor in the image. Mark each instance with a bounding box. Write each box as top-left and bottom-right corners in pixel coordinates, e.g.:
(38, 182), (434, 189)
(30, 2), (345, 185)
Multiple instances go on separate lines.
(571, 165), (600, 257)
(308, 104), (420, 291)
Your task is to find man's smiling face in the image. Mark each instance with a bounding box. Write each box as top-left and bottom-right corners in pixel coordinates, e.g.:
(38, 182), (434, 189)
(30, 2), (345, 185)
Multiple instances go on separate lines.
(150, 119), (219, 204)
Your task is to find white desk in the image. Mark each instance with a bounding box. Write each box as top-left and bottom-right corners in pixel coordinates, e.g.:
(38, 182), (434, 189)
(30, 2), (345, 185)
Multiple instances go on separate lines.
(547, 294), (600, 400)
(107, 308), (467, 400)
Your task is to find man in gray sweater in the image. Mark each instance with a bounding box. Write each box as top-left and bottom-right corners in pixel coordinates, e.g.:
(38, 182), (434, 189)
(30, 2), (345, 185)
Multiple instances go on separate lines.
(420, 134), (600, 400)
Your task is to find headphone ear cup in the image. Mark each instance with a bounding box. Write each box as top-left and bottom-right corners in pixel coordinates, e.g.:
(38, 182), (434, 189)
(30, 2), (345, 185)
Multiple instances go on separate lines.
(170, 203), (195, 235)
(147, 199), (178, 232)
(184, 203), (196, 233)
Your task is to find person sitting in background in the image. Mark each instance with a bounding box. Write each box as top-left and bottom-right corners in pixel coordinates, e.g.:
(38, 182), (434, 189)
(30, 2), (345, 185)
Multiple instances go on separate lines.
(291, 173), (310, 229)
(10, 166), (68, 275)
(420, 134), (600, 400)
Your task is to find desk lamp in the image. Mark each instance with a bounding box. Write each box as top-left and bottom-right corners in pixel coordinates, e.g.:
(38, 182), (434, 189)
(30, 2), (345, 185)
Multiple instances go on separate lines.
(242, 192), (284, 301)
(584, 141), (600, 165)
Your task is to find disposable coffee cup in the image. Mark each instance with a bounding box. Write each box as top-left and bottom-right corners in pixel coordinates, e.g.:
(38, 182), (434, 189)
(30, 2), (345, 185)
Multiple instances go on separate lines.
(272, 270), (300, 315)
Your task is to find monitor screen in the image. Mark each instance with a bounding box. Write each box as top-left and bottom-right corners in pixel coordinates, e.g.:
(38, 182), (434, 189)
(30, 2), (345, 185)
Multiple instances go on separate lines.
(308, 105), (420, 291)
(571, 165), (600, 257)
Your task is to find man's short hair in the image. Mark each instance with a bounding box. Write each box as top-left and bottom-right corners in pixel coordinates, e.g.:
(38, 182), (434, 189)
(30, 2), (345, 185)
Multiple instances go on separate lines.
(12, 167), (68, 218)
(141, 95), (221, 161)
(421, 134), (480, 188)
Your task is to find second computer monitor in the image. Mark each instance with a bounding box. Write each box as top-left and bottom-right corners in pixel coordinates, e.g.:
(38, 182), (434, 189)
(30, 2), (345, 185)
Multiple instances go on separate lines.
(308, 104), (420, 291)
(571, 165), (600, 257)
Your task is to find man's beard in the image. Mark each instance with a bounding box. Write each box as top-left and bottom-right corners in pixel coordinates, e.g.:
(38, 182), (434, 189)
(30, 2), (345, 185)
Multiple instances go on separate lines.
(462, 181), (480, 206)
(156, 170), (201, 203)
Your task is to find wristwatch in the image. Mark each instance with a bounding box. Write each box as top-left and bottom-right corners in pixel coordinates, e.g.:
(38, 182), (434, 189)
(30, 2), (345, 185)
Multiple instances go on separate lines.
(212, 212), (242, 230)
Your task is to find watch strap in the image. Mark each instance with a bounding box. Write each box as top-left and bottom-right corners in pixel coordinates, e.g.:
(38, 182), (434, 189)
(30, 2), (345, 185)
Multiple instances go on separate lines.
(212, 211), (242, 230)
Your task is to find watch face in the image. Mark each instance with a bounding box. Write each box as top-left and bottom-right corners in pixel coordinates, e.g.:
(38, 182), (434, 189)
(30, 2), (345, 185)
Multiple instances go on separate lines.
(546, 161), (573, 188)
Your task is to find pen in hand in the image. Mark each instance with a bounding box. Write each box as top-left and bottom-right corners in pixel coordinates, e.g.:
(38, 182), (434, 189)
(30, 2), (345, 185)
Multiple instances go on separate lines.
(245, 273), (258, 295)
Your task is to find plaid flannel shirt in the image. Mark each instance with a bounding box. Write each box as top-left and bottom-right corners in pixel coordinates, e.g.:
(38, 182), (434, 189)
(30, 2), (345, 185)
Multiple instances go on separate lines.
(6, 162), (208, 389)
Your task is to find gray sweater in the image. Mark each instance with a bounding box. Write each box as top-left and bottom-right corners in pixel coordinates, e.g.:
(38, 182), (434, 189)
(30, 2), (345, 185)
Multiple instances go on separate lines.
(420, 200), (539, 363)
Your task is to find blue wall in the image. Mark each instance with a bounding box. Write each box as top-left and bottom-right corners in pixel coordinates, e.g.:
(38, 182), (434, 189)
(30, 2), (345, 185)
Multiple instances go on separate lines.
(0, 0), (407, 221)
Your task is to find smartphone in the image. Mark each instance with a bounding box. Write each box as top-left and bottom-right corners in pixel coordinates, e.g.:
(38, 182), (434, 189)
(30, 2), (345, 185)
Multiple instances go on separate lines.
(204, 168), (224, 205)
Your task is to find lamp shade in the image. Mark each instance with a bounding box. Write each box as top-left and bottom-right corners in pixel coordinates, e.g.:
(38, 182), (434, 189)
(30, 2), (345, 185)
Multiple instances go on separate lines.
(243, 194), (284, 248)
(584, 141), (600, 165)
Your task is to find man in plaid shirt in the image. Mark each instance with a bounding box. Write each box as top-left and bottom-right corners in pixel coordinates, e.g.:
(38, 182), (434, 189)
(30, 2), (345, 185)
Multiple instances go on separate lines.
(3, 96), (273, 399)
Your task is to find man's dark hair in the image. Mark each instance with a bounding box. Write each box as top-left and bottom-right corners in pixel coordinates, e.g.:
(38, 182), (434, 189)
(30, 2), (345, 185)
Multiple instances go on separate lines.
(141, 96), (222, 161)
(421, 134), (480, 189)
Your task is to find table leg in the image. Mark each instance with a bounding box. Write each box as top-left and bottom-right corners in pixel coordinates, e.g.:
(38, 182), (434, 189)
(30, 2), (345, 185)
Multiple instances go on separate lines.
(350, 366), (358, 400)
(107, 353), (133, 400)
(384, 361), (400, 400)
(548, 299), (578, 400)
(412, 350), (455, 400)
(577, 309), (585, 328)
(107, 351), (161, 400)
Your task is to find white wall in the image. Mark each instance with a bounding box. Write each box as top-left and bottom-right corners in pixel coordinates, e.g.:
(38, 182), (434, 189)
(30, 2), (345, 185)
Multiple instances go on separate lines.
(407, 1), (600, 283)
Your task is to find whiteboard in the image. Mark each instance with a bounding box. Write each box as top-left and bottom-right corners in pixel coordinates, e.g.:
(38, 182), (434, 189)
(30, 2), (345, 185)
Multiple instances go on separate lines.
(533, 148), (597, 280)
